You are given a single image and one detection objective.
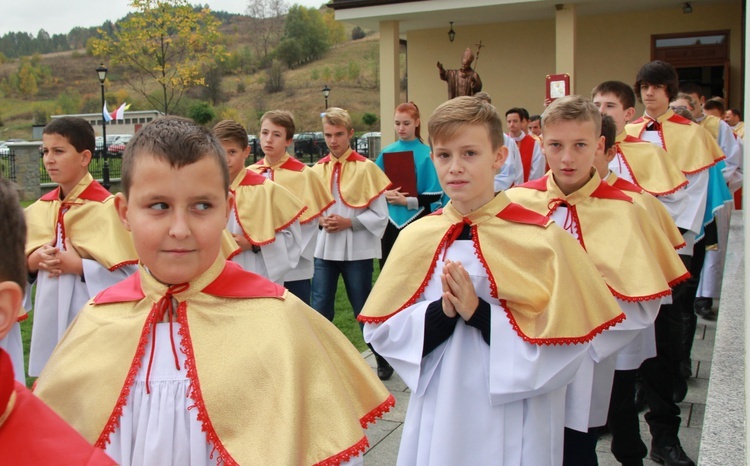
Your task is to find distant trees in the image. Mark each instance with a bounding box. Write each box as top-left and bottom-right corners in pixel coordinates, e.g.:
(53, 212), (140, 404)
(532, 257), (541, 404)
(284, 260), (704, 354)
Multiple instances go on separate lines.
(246, 0), (288, 64)
(0, 55), (51, 99)
(91, 0), (227, 115)
(276, 5), (329, 68)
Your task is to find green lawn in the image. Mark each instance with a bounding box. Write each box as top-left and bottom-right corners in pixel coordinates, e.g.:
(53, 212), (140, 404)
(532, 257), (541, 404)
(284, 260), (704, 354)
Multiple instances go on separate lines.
(19, 260), (380, 387)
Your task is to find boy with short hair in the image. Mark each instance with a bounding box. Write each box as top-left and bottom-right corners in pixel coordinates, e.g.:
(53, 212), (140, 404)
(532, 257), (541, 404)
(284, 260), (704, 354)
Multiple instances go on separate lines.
(249, 110), (334, 304)
(505, 107), (545, 182)
(310, 108), (392, 378)
(507, 96), (688, 466)
(34, 116), (394, 465)
(25, 117), (138, 376)
(360, 96), (625, 465)
(472, 92), (524, 190)
(0, 177), (116, 465)
(212, 119), (305, 285)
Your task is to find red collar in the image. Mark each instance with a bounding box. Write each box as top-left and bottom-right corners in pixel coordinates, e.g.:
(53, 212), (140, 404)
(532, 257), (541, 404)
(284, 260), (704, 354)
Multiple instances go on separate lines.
(40, 180), (110, 202)
(317, 151), (367, 164)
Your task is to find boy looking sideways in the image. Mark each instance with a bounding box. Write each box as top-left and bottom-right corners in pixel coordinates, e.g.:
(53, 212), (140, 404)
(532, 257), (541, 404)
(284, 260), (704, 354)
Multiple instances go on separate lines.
(34, 116), (393, 465)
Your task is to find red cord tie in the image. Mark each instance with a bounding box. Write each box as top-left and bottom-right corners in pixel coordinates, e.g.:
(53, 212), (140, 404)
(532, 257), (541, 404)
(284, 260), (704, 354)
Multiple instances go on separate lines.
(547, 198), (575, 234)
(145, 283), (189, 394)
(442, 217), (472, 260)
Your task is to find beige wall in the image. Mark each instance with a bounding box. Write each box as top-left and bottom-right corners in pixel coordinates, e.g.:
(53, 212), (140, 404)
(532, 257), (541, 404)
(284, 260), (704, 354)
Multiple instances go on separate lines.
(403, 1), (742, 144)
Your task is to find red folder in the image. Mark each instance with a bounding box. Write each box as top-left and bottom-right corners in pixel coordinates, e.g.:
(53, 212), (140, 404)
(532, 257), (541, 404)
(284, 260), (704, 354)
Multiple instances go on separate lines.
(382, 151), (417, 195)
(546, 73), (570, 102)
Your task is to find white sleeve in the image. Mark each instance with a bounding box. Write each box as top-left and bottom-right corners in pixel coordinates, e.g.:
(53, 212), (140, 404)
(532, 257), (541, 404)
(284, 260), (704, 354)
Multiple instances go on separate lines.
(260, 221), (303, 283)
(355, 194), (389, 239)
(588, 299), (660, 363)
(82, 260), (138, 296)
(718, 121), (743, 192)
(529, 141), (546, 181)
(672, 170), (708, 236)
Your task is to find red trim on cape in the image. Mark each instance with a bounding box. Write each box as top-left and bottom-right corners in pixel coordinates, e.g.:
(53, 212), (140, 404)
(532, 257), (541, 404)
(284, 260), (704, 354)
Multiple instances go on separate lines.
(314, 437), (369, 466)
(623, 135), (643, 143)
(108, 260), (139, 273)
(682, 156), (725, 175)
(40, 188), (60, 201)
(357, 225), (455, 324)
(496, 202), (549, 227)
(0, 350), (13, 412)
(614, 150), (688, 196)
(501, 298), (626, 346)
(668, 114), (693, 125)
(471, 226), (500, 301)
(231, 204), (274, 247)
(317, 151), (368, 165)
(95, 303), (163, 448)
(673, 241), (687, 250)
(94, 272), (145, 304)
(226, 247), (241, 260)
(360, 393), (395, 428)
(607, 285), (672, 303)
(16, 313), (28, 323)
(274, 205), (306, 233)
(41, 181), (111, 202)
(612, 177), (644, 194)
(202, 262), (286, 298)
(668, 271), (691, 288)
(631, 117), (645, 124)
(590, 181), (633, 202)
(279, 156), (307, 171)
(237, 170), (267, 187)
(176, 304), (238, 466)
(331, 163), (390, 210)
(300, 199), (335, 225)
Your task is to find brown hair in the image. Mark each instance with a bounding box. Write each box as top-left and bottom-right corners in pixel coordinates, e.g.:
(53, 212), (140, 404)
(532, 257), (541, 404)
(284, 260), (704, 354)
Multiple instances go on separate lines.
(600, 114), (616, 152)
(428, 96), (504, 151)
(43, 117), (96, 157)
(542, 95), (602, 137)
(591, 81), (636, 110)
(212, 119), (249, 149)
(395, 102), (423, 142)
(321, 107), (353, 132)
(0, 178), (26, 288)
(634, 60), (679, 103)
(122, 116), (229, 197)
(260, 110), (296, 141)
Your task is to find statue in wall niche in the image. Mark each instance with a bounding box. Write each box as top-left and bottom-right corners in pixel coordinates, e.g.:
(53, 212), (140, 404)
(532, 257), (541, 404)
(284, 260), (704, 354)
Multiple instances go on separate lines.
(437, 46), (483, 99)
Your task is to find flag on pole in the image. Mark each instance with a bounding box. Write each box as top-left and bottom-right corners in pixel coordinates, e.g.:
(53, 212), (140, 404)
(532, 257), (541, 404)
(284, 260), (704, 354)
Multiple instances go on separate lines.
(103, 102), (113, 123)
(113, 103), (131, 121)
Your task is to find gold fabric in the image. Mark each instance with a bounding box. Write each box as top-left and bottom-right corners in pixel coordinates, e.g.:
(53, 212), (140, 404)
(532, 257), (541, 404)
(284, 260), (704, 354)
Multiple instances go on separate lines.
(35, 255), (393, 465)
(699, 115), (721, 140)
(614, 132), (687, 196)
(625, 109), (724, 174)
(229, 167), (306, 245)
(506, 172), (688, 301)
(311, 148), (391, 208)
(25, 173), (137, 270)
(250, 154), (335, 224)
(605, 172), (685, 249)
(360, 193), (624, 344)
(732, 121), (744, 139)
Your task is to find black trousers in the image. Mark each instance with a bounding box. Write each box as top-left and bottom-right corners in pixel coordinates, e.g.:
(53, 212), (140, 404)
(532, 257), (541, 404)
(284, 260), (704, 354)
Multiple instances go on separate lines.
(607, 369), (648, 463)
(563, 427), (599, 466)
(639, 254), (691, 447)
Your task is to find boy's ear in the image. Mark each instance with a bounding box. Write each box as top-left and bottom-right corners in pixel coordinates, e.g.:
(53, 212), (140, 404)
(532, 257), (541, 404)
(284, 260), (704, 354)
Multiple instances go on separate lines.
(242, 146), (251, 159)
(596, 135), (606, 156)
(494, 145), (509, 171)
(80, 149), (93, 167)
(225, 191), (235, 221)
(624, 107), (636, 123)
(0, 282), (23, 341)
(605, 146), (617, 163)
(114, 192), (131, 232)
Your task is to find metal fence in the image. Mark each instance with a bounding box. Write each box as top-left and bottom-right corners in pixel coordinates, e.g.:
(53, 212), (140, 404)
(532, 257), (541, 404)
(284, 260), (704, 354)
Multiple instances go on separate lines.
(246, 134), (381, 166)
(0, 148), (16, 182)
(39, 143), (123, 184)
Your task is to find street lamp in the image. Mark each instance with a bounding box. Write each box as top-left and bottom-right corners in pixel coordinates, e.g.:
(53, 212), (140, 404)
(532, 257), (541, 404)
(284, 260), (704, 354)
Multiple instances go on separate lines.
(96, 63), (111, 190)
(322, 84), (331, 109)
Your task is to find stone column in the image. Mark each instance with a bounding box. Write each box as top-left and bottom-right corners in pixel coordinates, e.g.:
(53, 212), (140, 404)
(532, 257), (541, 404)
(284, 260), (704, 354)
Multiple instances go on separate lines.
(7, 142), (41, 201)
(380, 20), (400, 148)
(555, 3), (577, 93)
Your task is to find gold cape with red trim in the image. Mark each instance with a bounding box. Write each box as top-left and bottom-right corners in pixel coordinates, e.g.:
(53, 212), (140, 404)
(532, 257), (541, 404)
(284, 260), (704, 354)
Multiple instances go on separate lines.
(359, 192), (624, 345)
(507, 172), (689, 302)
(699, 115), (721, 140)
(34, 256), (394, 466)
(605, 171), (685, 250)
(250, 154), (335, 224)
(625, 109), (724, 174)
(24, 173), (137, 271)
(311, 148), (391, 209)
(614, 132), (687, 196)
(228, 167), (306, 246)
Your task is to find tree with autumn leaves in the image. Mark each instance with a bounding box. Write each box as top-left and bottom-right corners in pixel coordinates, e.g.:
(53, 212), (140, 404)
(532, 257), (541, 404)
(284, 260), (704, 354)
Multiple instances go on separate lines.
(92, 0), (226, 115)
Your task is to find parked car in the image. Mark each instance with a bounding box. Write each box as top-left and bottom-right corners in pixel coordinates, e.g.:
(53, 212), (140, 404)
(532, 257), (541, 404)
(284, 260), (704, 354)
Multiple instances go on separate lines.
(293, 132), (327, 158)
(248, 134), (265, 159)
(356, 132), (381, 155)
(107, 134), (134, 156)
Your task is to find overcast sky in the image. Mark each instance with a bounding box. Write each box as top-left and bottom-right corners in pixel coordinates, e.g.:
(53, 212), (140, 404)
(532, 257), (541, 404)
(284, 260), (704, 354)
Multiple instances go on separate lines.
(0, 0), (328, 36)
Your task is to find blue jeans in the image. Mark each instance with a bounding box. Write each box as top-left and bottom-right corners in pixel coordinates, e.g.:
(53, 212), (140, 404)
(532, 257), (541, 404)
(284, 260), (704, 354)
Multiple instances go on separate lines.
(311, 258), (373, 322)
(284, 279), (311, 306)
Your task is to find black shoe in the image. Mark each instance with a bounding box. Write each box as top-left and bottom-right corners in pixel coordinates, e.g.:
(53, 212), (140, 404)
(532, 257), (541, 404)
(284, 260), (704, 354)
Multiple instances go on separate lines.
(695, 306), (717, 320)
(650, 444), (695, 466)
(377, 360), (394, 380)
(673, 377), (688, 402)
(679, 359), (692, 380)
(693, 297), (712, 313)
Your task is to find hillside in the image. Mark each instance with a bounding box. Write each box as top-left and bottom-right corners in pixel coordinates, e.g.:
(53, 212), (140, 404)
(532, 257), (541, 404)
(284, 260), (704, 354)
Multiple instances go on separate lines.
(0, 16), (400, 139)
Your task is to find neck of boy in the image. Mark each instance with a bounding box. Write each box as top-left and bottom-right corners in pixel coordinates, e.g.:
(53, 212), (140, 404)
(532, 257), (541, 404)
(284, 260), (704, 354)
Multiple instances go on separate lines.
(264, 150), (287, 166)
(646, 105), (670, 120)
(452, 192), (495, 216)
(554, 168), (595, 196)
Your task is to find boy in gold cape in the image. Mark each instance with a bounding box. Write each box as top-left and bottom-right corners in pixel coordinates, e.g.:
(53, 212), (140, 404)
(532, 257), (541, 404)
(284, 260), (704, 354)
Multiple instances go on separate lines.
(34, 116), (393, 465)
(360, 97), (624, 465)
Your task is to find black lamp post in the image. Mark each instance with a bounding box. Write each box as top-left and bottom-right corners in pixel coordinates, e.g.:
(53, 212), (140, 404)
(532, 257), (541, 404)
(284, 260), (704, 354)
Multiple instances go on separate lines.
(322, 84), (331, 109)
(96, 63), (111, 190)
(448, 22), (456, 43)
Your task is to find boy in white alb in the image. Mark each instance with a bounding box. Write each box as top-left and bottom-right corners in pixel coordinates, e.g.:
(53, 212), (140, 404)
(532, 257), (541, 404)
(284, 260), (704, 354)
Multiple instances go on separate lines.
(25, 117), (138, 376)
(212, 120), (304, 285)
(361, 96), (625, 465)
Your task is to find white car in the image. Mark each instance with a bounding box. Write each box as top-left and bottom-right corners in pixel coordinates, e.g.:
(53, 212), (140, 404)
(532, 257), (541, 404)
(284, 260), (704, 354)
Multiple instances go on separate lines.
(356, 132), (381, 155)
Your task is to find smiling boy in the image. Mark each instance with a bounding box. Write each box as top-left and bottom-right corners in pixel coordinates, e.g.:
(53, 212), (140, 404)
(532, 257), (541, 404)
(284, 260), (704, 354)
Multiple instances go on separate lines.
(34, 116), (393, 465)
(360, 96), (624, 465)
(506, 96), (688, 466)
(24, 117), (138, 377)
